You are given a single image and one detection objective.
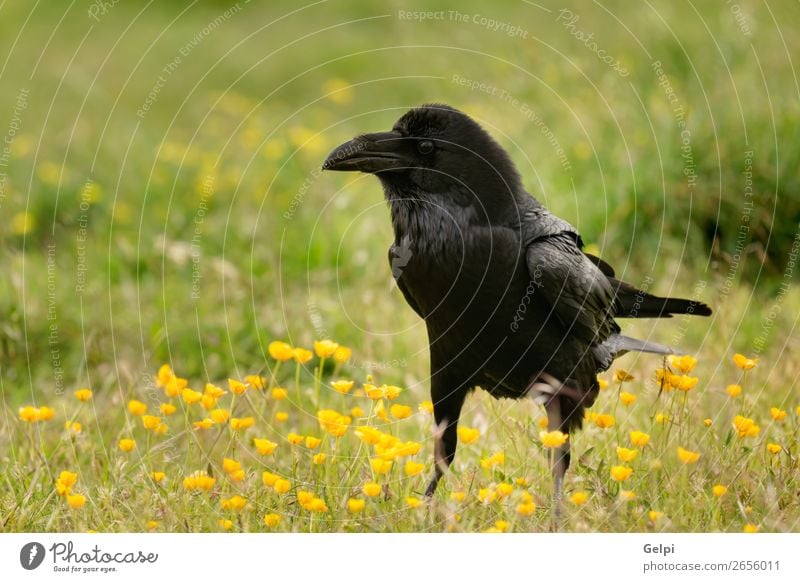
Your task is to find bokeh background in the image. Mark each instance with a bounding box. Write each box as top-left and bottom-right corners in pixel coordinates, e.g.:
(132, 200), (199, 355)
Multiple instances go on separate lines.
(1, 1), (797, 418)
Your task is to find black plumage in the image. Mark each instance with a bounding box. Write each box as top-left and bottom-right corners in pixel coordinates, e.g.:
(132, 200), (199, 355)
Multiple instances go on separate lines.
(323, 104), (711, 504)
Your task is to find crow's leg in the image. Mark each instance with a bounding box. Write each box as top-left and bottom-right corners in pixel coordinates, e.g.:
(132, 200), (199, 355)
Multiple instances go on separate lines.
(425, 359), (468, 497)
(545, 395), (570, 528)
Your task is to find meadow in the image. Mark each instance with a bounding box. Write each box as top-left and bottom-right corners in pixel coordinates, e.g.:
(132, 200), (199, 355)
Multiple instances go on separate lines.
(1, 0), (798, 532)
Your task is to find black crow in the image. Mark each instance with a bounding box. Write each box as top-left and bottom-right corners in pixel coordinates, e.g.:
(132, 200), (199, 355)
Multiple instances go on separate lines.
(322, 104), (711, 508)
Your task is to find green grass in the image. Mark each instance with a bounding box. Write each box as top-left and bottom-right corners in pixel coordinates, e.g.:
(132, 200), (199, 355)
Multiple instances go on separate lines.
(1, 0), (798, 532)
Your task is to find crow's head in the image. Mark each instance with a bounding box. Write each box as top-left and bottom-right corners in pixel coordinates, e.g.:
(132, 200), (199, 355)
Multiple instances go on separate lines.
(323, 104), (523, 212)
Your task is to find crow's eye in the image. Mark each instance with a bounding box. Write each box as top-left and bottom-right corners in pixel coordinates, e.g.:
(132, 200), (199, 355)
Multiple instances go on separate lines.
(417, 140), (435, 155)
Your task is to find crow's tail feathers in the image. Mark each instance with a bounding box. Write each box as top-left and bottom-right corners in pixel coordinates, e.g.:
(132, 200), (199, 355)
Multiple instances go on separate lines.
(610, 277), (712, 318)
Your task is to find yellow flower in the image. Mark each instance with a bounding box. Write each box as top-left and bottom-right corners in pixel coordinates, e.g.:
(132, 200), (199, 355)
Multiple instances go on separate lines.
(619, 391), (637, 406)
(254, 438), (278, 455)
(363, 482), (382, 497)
(594, 414), (615, 429)
(292, 348), (313, 364)
(218, 519), (234, 531)
(268, 341), (294, 361)
(350, 406), (364, 418)
(230, 417), (255, 431)
(598, 377), (609, 390)
(418, 400), (434, 414)
(11, 211), (35, 235)
(312, 453), (326, 465)
(616, 447), (638, 462)
(712, 484), (727, 497)
(743, 523), (759, 533)
(670, 374), (699, 392)
(142, 415), (162, 431)
(480, 451), (505, 469)
(649, 510), (665, 522)
(733, 353), (758, 370)
(220, 495), (247, 511)
(193, 418), (214, 430)
(629, 430), (650, 447)
(147, 521), (159, 531)
(569, 491), (589, 506)
(204, 383), (226, 398)
(18, 406), (40, 422)
(496, 483), (514, 498)
(614, 369), (635, 382)
(370, 458), (393, 475)
(655, 412), (670, 425)
(271, 387), (288, 400)
(201, 394), (218, 411)
(262, 471), (280, 487)
(451, 491), (466, 502)
(538, 417), (550, 428)
(181, 388), (202, 404)
(317, 409), (351, 437)
(457, 426), (480, 444)
(222, 458), (241, 474)
(39, 406), (55, 420)
(726, 384), (742, 398)
(406, 497), (422, 509)
(364, 383), (384, 400)
(314, 339), (339, 358)
(66, 494), (86, 509)
(770, 407), (787, 422)
(183, 470), (215, 491)
(227, 379), (248, 395)
(703, 418), (712, 427)
(733, 415), (760, 438)
(74, 388), (92, 402)
(163, 376), (187, 398)
(539, 430), (569, 448)
(151, 471), (166, 483)
(245, 375), (265, 390)
(210, 408), (230, 424)
(395, 441), (422, 457)
(273, 478), (291, 494)
(677, 446), (701, 464)
(127, 400), (147, 416)
(766, 443), (782, 455)
(668, 354), (698, 374)
(160, 403), (177, 416)
(304, 436), (322, 449)
(619, 489), (637, 501)
(347, 498), (365, 513)
(275, 412), (288, 422)
(65, 421), (82, 434)
(287, 433), (304, 446)
(390, 404), (413, 419)
(610, 465), (633, 482)
(355, 426), (383, 445)
(156, 364), (174, 387)
(264, 513), (281, 527)
(516, 501), (536, 516)
(384, 385), (403, 400)
(478, 488), (497, 504)
(118, 438), (136, 453)
(404, 461), (425, 476)
(515, 477), (529, 487)
(305, 498), (329, 513)
(333, 346), (352, 364)
(55, 471), (78, 496)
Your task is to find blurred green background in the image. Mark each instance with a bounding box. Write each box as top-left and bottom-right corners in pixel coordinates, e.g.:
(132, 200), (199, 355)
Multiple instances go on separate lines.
(1, 0), (798, 401)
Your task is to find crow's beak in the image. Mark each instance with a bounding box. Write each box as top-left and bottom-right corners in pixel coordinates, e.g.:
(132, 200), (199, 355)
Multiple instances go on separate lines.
(322, 131), (406, 173)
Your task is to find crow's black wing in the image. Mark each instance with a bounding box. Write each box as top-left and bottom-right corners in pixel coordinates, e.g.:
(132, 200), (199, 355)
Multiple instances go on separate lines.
(526, 233), (619, 347)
